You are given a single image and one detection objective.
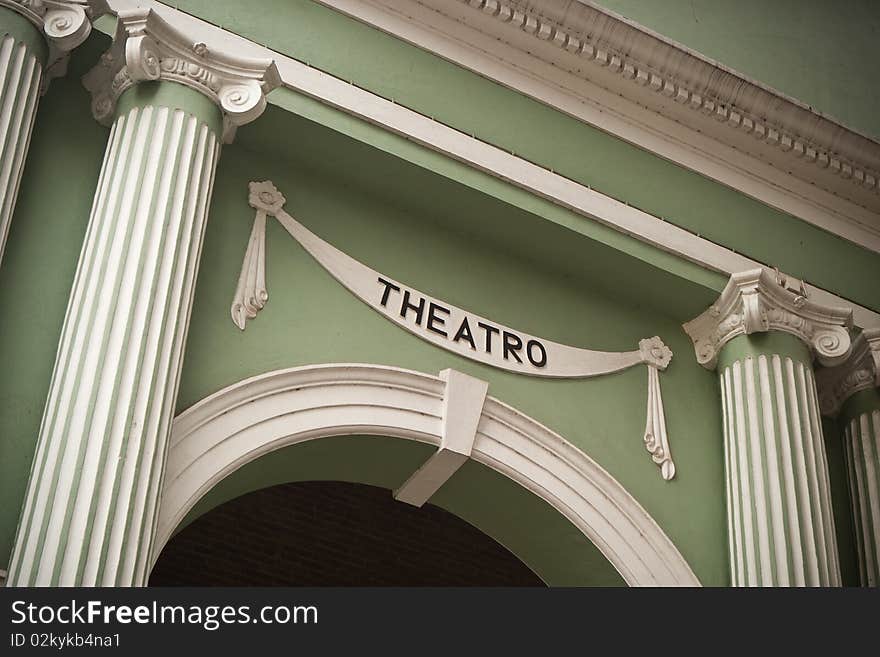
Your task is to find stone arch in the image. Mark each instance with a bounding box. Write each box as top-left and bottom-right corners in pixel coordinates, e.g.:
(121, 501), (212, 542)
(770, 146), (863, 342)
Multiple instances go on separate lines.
(153, 363), (700, 585)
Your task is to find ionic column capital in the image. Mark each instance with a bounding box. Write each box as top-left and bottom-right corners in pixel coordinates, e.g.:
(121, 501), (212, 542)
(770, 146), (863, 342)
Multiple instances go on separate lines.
(816, 328), (880, 417)
(683, 268), (854, 370)
(0, 0), (109, 88)
(82, 8), (280, 143)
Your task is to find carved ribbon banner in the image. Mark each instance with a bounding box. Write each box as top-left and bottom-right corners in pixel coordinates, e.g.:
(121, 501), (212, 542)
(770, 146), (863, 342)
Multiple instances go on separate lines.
(232, 181), (677, 480)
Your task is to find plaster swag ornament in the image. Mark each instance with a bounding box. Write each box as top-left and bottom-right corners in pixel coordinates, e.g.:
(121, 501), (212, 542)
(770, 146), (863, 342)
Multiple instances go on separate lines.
(1, 0), (108, 89)
(230, 181), (281, 329)
(683, 268), (854, 370)
(231, 180), (678, 480)
(82, 8), (281, 142)
(641, 337), (675, 480)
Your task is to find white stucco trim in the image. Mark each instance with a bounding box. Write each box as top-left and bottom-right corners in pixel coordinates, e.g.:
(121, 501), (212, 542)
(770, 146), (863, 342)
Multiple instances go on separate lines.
(394, 369), (488, 507)
(101, 2), (880, 330)
(312, 0), (879, 250)
(154, 363), (701, 586)
(105, 0), (880, 252)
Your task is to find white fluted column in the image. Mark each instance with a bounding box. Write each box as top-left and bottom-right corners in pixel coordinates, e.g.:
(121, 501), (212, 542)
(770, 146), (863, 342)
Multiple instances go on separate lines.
(6, 8), (278, 586)
(817, 328), (880, 586)
(0, 1), (106, 265)
(685, 268), (854, 586)
(0, 12), (42, 263)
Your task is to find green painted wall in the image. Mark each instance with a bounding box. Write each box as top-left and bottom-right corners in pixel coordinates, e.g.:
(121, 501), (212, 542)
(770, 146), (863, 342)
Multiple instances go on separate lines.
(0, 37), (109, 567)
(596, 0), (880, 138)
(1, 2), (872, 586)
(0, 28), (731, 585)
(162, 0), (880, 312)
(238, 103), (725, 322)
(171, 132), (729, 585)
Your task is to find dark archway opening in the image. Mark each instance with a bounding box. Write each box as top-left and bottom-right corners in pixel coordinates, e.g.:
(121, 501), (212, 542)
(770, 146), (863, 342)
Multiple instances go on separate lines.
(150, 481), (545, 586)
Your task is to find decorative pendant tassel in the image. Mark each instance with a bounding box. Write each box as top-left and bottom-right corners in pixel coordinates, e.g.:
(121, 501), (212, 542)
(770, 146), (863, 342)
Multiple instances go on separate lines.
(231, 209), (268, 330)
(644, 365), (675, 480)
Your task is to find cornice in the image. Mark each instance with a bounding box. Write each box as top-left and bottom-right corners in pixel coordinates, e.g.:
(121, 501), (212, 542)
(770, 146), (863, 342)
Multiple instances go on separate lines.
(312, 0), (880, 252)
(683, 268), (855, 370)
(82, 8), (280, 142)
(1, 0), (109, 89)
(816, 328), (880, 416)
(94, 2), (880, 333)
(449, 0), (880, 208)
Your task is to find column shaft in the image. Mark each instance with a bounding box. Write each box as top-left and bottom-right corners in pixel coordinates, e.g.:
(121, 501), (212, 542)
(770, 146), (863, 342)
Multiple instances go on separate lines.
(720, 352), (841, 586)
(7, 101), (219, 586)
(843, 409), (880, 586)
(0, 28), (42, 263)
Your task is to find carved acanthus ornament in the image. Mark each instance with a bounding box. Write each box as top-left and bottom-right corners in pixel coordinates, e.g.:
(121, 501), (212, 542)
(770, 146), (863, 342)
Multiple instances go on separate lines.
(816, 328), (880, 416)
(1, 0), (108, 89)
(683, 268), (854, 370)
(82, 8), (281, 142)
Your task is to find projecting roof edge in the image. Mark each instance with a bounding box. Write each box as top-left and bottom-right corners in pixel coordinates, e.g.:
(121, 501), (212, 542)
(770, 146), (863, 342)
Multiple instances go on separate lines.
(458, 0), (880, 198)
(98, 0), (880, 330)
(313, 0), (880, 252)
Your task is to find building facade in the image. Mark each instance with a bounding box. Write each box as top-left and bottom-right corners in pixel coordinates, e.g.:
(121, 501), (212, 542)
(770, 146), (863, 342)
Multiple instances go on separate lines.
(0, 0), (878, 587)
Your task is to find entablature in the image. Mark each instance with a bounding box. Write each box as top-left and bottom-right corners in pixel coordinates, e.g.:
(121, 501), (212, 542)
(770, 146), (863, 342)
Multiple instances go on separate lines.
(312, 0), (880, 254)
(82, 0), (880, 332)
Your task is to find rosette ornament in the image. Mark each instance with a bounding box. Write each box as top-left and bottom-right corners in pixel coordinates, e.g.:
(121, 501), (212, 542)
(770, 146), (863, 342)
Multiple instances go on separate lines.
(82, 8), (281, 142)
(249, 179), (287, 215)
(639, 336), (673, 370)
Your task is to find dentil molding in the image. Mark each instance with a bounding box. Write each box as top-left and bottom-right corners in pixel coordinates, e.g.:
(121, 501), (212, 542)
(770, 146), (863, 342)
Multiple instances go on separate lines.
(816, 328), (880, 416)
(82, 8), (280, 142)
(1, 0), (109, 89)
(683, 268), (854, 370)
(313, 0), (880, 251)
(448, 0), (880, 208)
(89, 2), (880, 333)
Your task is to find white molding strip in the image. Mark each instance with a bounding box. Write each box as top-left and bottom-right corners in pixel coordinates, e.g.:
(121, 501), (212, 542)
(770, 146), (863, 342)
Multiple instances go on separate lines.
(103, 1), (880, 330)
(313, 0), (880, 252)
(155, 363), (701, 586)
(394, 368), (488, 507)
